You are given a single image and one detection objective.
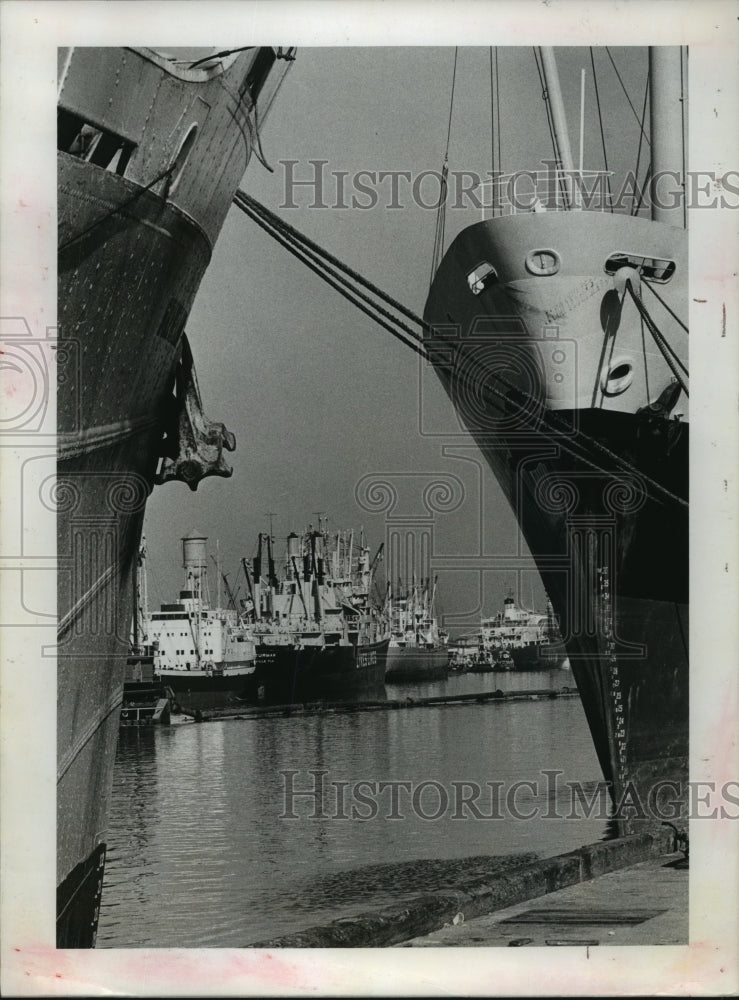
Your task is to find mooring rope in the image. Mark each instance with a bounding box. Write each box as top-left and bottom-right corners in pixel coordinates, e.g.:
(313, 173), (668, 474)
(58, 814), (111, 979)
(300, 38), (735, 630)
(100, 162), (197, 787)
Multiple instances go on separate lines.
(233, 191), (688, 510)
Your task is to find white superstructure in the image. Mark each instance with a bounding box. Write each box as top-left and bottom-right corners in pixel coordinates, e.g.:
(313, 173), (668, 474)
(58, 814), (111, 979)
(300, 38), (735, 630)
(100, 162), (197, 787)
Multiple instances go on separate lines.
(145, 531), (256, 679)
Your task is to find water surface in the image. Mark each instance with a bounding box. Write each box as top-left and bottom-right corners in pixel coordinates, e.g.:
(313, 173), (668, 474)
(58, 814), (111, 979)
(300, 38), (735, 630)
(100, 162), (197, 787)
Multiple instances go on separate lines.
(98, 671), (606, 947)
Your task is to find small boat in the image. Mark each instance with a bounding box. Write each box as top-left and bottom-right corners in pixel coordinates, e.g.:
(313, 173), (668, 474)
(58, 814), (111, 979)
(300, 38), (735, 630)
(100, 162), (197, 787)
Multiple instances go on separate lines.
(120, 649), (171, 726)
(447, 636), (481, 673)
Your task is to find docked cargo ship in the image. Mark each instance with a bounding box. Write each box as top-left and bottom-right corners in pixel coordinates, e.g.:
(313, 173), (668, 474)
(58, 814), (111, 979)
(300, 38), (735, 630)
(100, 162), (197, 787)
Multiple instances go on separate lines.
(144, 532), (258, 712)
(424, 48), (688, 832)
(250, 524), (389, 704)
(384, 578), (450, 682)
(479, 592), (567, 671)
(57, 46), (293, 945)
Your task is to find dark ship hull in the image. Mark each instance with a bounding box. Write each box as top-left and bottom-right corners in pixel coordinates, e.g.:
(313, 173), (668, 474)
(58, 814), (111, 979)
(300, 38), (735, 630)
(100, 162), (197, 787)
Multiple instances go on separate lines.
(162, 667), (258, 713)
(385, 646), (450, 682)
(255, 638), (390, 705)
(476, 410), (688, 805)
(57, 155), (205, 948)
(424, 207), (688, 834)
(509, 645), (568, 671)
(56, 46), (292, 946)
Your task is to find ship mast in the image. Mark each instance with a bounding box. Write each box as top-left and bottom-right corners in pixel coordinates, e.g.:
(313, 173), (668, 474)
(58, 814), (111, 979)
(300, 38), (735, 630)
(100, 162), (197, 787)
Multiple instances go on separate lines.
(216, 538), (221, 609)
(252, 533), (263, 620)
(649, 47), (686, 227)
(132, 535), (148, 652)
(132, 544), (139, 652)
(241, 557), (256, 621)
(539, 47), (576, 208)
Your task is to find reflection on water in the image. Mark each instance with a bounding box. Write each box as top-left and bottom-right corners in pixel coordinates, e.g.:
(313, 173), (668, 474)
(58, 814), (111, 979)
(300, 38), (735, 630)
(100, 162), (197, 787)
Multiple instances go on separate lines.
(386, 666), (575, 699)
(98, 672), (605, 947)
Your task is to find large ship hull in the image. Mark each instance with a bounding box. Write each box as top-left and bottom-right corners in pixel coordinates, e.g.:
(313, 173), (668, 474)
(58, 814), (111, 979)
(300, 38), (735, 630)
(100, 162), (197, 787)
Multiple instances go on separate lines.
(255, 638), (390, 705)
(385, 645), (450, 682)
(56, 46), (291, 946)
(57, 163), (209, 946)
(474, 410), (688, 811)
(425, 209), (688, 833)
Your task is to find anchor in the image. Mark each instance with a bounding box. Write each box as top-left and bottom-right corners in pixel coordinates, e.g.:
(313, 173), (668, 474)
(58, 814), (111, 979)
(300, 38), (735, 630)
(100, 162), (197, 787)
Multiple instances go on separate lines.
(635, 378), (685, 462)
(156, 333), (236, 491)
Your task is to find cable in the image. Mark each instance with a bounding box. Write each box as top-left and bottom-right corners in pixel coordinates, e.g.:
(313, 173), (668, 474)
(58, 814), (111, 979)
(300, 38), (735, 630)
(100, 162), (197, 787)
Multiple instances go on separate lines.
(234, 192), (688, 510)
(590, 48), (613, 213)
(429, 162), (449, 286)
(605, 48), (651, 146)
(429, 49), (458, 283)
(236, 192), (426, 351)
(251, 100), (275, 173)
(495, 49), (502, 174)
(489, 48), (495, 176)
(633, 162), (652, 217)
(628, 283), (688, 377)
(680, 48), (688, 229)
(443, 48), (458, 162)
(625, 282), (688, 394)
(239, 191), (688, 505)
(642, 279), (689, 334)
(189, 46), (256, 69)
(430, 49), (457, 284)
(234, 194), (429, 361)
(631, 75), (650, 216)
(236, 190), (432, 332)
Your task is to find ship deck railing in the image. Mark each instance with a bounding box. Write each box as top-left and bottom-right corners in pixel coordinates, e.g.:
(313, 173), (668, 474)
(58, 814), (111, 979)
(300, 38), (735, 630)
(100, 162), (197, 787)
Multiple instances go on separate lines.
(476, 169), (614, 220)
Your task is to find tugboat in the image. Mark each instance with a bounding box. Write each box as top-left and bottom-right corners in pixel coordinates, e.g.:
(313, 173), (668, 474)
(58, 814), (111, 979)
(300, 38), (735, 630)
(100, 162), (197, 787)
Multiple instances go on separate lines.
(384, 578), (450, 682)
(424, 47), (688, 831)
(120, 651), (171, 727)
(145, 532), (258, 712)
(56, 46), (294, 945)
(250, 522), (390, 705)
(447, 635), (483, 673)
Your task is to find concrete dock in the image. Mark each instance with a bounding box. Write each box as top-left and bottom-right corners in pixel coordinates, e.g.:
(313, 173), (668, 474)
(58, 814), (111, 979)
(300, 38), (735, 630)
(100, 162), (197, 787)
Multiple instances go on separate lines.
(401, 850), (687, 947)
(251, 828), (687, 949)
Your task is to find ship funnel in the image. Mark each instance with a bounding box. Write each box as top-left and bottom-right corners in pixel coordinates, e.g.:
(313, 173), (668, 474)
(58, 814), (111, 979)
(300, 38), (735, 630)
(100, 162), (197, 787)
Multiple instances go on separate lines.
(503, 593), (516, 621)
(182, 531), (207, 595)
(287, 532), (301, 560)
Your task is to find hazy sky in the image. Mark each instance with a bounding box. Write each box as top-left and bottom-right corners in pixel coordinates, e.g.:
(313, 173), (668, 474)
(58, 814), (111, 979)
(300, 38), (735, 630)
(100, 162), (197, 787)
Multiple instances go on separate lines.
(142, 45), (650, 630)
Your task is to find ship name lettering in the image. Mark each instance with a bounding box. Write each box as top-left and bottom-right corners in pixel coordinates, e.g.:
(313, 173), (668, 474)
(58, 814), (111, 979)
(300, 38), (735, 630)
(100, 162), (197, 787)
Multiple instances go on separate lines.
(543, 277), (605, 323)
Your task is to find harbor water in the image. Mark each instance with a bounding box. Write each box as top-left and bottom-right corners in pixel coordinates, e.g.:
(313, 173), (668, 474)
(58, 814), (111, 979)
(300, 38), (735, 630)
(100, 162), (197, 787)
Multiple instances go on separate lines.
(97, 671), (607, 948)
